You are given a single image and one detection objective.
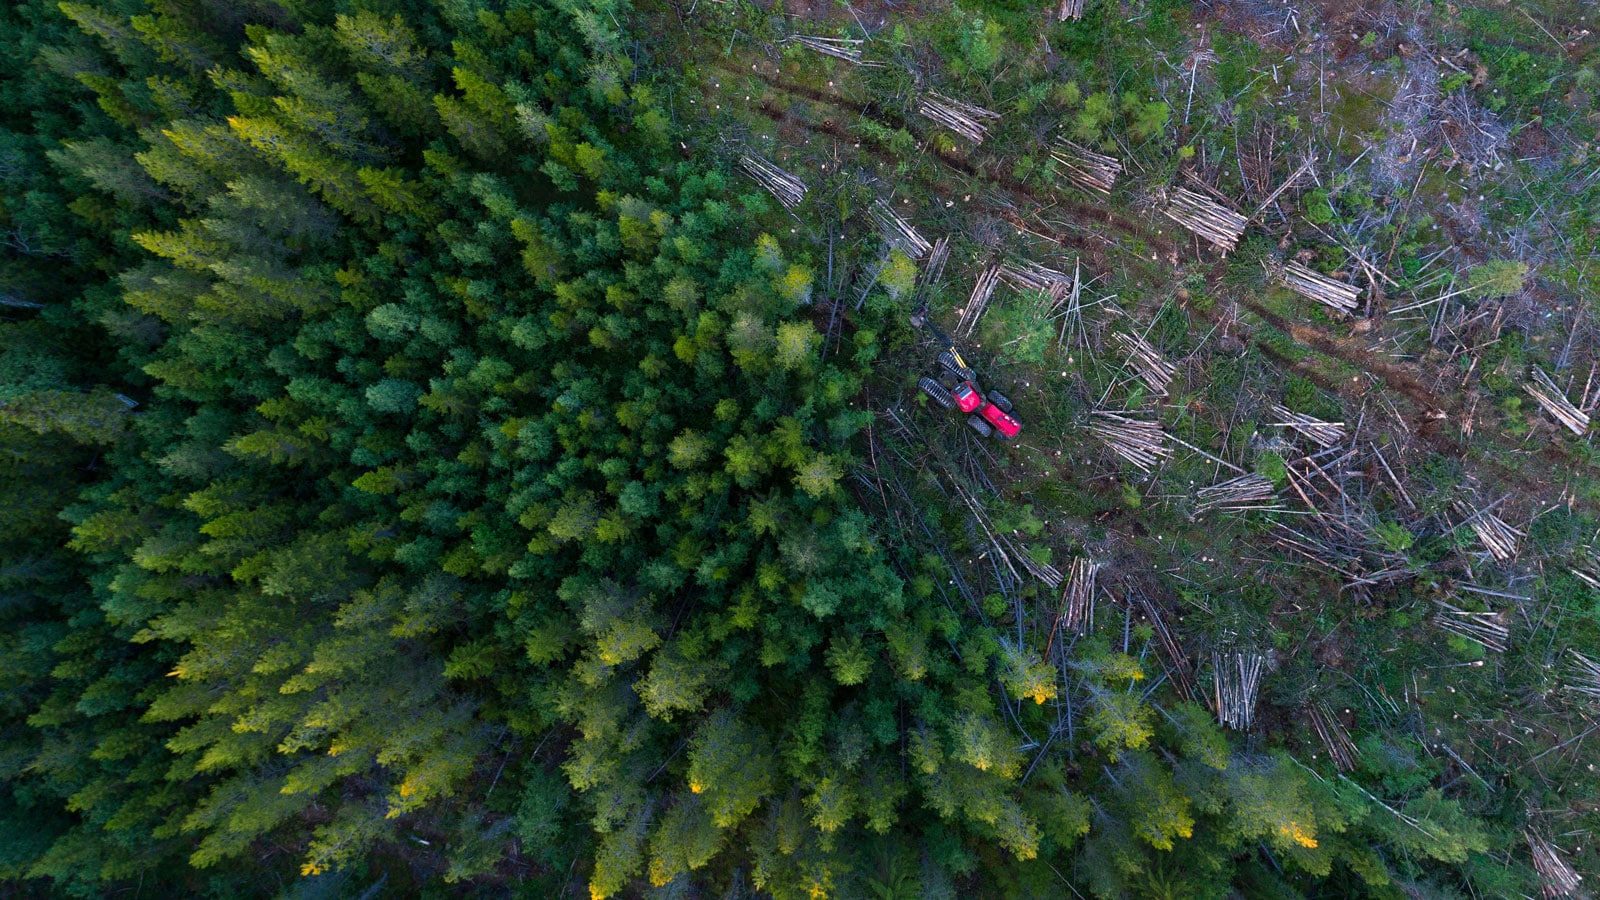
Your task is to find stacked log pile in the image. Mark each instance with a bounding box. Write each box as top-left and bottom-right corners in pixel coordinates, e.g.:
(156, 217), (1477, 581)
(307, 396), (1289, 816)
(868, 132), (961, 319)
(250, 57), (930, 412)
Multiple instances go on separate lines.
(1212, 651), (1265, 730)
(1050, 138), (1121, 195)
(1526, 367), (1590, 435)
(739, 153), (807, 209)
(1162, 187), (1248, 253)
(789, 35), (883, 66)
(1112, 331), (1176, 397)
(1282, 260), (1362, 315)
(1195, 473), (1281, 516)
(1090, 411), (1170, 472)
(1269, 403), (1347, 448)
(917, 92), (1001, 144)
(870, 199), (933, 259)
(956, 264), (1003, 337)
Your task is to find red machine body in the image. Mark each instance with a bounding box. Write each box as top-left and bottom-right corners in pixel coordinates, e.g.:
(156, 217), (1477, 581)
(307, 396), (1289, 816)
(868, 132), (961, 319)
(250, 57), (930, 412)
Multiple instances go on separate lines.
(950, 382), (1023, 438)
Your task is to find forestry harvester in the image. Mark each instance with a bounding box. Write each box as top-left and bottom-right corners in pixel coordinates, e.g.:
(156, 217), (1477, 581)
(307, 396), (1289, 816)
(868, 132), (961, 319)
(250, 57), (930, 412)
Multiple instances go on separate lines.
(910, 305), (1022, 440)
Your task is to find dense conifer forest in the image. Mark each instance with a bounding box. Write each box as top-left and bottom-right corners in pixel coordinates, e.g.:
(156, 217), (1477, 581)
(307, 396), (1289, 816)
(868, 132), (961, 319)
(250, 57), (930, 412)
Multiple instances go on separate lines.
(3, 0), (1598, 897)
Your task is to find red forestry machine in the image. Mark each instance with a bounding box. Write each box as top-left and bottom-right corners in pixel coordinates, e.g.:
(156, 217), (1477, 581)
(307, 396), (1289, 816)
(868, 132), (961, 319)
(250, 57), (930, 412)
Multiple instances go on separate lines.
(909, 305), (1022, 440)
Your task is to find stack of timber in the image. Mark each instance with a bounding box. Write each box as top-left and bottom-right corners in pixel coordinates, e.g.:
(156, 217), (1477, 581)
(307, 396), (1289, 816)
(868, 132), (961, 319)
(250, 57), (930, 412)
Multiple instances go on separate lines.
(914, 236), (952, 303)
(917, 92), (1001, 144)
(1194, 473), (1280, 516)
(1136, 592), (1196, 700)
(870, 199), (933, 259)
(1571, 550), (1600, 592)
(739, 153), (807, 209)
(999, 258), (1075, 294)
(1525, 367), (1590, 436)
(1049, 138), (1121, 195)
(1432, 598), (1508, 652)
(1005, 534), (1063, 590)
(1212, 651), (1265, 730)
(1056, 0), (1086, 20)
(956, 264), (1003, 337)
(1526, 831), (1583, 899)
(1281, 260), (1362, 315)
(1269, 403), (1347, 448)
(1090, 411), (1171, 472)
(788, 35), (883, 66)
(1112, 331), (1176, 397)
(1306, 701), (1359, 771)
(1454, 499), (1521, 562)
(1162, 187), (1248, 253)
(1057, 557), (1099, 637)
(1567, 649), (1600, 703)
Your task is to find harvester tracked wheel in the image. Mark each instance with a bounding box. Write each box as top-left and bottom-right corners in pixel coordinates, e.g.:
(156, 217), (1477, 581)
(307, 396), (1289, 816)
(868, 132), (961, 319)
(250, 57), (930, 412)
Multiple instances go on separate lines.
(966, 415), (993, 438)
(938, 351), (971, 381)
(986, 390), (1013, 414)
(919, 377), (955, 410)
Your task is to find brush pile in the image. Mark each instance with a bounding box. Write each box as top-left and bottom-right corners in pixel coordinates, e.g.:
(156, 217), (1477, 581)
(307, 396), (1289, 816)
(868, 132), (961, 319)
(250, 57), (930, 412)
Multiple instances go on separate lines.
(917, 92), (1001, 144)
(1281, 260), (1362, 315)
(1050, 138), (1121, 195)
(1525, 367), (1590, 436)
(1090, 411), (1170, 472)
(739, 153), (807, 209)
(1162, 187), (1248, 253)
